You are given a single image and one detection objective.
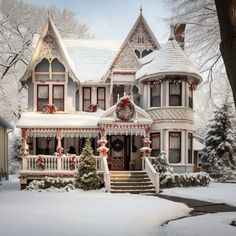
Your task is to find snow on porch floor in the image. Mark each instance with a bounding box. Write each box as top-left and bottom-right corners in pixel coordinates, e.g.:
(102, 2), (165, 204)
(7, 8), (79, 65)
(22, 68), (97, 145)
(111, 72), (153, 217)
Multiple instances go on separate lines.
(0, 176), (190, 236)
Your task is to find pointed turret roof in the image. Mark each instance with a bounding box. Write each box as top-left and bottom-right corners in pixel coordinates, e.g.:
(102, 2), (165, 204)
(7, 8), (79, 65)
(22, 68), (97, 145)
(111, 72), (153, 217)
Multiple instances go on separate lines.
(136, 27), (202, 84)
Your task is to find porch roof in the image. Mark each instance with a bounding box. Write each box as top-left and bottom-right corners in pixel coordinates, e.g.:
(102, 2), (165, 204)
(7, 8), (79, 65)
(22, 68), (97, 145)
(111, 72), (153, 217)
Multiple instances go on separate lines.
(17, 110), (105, 129)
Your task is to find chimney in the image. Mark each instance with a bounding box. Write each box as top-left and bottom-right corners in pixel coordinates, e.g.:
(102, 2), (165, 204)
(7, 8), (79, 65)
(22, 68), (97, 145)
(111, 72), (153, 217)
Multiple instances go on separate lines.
(174, 23), (186, 49)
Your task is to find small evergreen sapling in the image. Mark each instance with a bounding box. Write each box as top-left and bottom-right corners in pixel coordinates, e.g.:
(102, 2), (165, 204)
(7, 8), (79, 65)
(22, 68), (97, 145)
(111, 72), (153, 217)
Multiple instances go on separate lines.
(201, 103), (236, 181)
(76, 138), (100, 190)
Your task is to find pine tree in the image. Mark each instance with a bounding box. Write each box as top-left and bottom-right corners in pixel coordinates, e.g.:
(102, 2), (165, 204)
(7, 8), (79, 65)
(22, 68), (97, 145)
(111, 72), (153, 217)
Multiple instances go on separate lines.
(201, 102), (236, 181)
(76, 138), (100, 190)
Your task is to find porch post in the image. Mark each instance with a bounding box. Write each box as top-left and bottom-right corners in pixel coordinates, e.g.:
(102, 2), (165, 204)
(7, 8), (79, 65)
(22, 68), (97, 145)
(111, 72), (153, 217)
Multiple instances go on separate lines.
(56, 129), (63, 170)
(21, 129), (29, 156)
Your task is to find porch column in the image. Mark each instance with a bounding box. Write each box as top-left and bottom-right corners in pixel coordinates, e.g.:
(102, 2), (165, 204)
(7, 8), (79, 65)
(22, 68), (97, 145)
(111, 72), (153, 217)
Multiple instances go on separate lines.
(21, 129), (29, 156)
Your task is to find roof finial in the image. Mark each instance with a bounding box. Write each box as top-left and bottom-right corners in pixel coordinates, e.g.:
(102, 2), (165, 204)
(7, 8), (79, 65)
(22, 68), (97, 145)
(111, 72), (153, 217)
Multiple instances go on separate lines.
(140, 5), (143, 15)
(169, 19), (175, 41)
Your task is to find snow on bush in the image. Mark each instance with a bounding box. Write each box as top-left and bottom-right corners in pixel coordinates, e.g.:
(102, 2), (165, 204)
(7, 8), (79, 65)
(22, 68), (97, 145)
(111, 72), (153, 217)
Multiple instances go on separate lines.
(26, 177), (75, 192)
(151, 154), (210, 188)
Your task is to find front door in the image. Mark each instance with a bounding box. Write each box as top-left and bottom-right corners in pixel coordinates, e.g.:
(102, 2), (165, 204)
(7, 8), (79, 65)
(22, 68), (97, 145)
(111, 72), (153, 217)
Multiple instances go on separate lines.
(109, 135), (130, 170)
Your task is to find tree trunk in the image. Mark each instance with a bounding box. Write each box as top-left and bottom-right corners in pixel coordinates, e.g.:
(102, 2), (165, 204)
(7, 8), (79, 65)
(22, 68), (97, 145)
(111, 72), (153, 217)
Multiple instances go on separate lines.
(215, 0), (236, 106)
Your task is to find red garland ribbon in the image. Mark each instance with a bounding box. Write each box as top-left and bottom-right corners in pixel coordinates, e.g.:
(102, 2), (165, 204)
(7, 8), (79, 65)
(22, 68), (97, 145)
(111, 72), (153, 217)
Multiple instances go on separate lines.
(69, 155), (77, 170)
(123, 98), (128, 112)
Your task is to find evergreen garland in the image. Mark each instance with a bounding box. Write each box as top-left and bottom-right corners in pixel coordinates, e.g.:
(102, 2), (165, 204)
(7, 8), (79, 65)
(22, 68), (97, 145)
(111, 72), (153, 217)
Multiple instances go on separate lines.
(201, 103), (236, 181)
(76, 138), (100, 190)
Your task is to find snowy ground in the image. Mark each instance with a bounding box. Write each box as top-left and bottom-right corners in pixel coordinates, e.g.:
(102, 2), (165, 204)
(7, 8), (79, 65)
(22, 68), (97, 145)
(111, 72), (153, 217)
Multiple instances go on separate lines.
(162, 182), (236, 206)
(1, 177), (236, 236)
(0, 176), (190, 236)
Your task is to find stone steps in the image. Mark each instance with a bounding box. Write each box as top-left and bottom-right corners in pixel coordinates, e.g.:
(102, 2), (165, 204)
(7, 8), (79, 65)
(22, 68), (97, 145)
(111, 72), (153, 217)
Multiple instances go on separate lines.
(110, 171), (156, 194)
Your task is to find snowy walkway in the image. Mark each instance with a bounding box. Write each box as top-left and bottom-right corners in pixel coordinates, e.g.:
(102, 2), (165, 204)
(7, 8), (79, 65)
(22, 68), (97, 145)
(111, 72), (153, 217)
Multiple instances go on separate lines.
(0, 176), (190, 236)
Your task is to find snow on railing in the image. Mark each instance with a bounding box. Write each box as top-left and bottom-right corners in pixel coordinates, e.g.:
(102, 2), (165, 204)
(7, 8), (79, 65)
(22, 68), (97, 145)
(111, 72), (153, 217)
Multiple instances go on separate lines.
(144, 157), (160, 193)
(101, 156), (111, 192)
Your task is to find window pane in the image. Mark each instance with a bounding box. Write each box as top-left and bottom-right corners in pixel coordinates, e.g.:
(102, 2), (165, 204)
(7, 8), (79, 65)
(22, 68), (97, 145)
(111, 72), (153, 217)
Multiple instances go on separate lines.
(170, 133), (180, 148)
(83, 88), (91, 100)
(53, 86), (64, 99)
(35, 58), (49, 72)
(98, 100), (105, 110)
(170, 83), (180, 94)
(38, 99), (48, 111)
(151, 133), (160, 149)
(97, 88), (105, 99)
(188, 133), (193, 164)
(35, 74), (50, 81)
(54, 100), (64, 111)
(169, 150), (181, 163)
(169, 132), (181, 163)
(151, 86), (161, 107)
(51, 58), (65, 72)
(83, 101), (90, 111)
(38, 86), (48, 98)
(170, 95), (181, 106)
(52, 75), (65, 81)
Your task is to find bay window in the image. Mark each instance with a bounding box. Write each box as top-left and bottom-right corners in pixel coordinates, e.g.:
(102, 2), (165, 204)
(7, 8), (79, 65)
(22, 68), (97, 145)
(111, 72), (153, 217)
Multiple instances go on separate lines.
(169, 132), (181, 163)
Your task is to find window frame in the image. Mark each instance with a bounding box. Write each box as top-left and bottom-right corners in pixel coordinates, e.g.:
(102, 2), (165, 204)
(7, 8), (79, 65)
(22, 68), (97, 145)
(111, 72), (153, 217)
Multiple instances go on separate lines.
(169, 81), (182, 106)
(37, 85), (49, 111)
(151, 133), (161, 157)
(188, 133), (193, 164)
(150, 85), (161, 107)
(169, 132), (181, 163)
(83, 87), (91, 111)
(53, 85), (64, 111)
(97, 87), (106, 110)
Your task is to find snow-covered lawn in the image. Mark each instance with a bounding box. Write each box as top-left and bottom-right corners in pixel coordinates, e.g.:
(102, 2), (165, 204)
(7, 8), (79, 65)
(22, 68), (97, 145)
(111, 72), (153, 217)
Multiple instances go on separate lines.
(162, 182), (236, 206)
(157, 212), (236, 236)
(0, 176), (190, 236)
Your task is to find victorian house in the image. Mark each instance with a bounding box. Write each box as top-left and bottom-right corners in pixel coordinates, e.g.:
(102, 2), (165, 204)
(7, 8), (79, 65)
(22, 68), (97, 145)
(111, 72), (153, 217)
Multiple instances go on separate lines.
(17, 10), (202, 192)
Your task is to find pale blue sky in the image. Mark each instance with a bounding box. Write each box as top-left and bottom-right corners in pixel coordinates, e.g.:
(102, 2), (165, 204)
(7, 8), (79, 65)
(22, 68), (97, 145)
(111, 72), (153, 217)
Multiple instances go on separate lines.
(27, 0), (171, 43)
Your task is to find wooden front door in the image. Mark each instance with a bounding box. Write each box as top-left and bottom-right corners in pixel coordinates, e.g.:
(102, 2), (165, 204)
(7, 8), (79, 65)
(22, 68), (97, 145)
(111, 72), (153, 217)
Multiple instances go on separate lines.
(110, 135), (130, 170)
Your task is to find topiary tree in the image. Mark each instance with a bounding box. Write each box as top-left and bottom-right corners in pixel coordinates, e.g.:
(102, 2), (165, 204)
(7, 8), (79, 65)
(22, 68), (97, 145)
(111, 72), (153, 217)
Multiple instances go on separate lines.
(201, 102), (236, 181)
(76, 138), (100, 190)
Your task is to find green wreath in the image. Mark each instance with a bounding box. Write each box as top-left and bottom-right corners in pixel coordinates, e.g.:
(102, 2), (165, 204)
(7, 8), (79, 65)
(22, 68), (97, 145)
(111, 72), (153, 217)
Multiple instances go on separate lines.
(111, 138), (124, 152)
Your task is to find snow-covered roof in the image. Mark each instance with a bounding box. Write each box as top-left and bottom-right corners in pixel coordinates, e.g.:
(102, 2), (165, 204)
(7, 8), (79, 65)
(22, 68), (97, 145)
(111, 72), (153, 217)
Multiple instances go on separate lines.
(0, 115), (14, 129)
(193, 138), (204, 151)
(16, 111), (105, 129)
(62, 39), (122, 82)
(136, 37), (202, 84)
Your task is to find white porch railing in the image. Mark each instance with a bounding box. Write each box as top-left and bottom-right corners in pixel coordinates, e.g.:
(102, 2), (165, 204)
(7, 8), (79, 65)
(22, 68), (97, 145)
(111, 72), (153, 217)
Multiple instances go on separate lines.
(143, 157), (160, 193)
(21, 155), (101, 172)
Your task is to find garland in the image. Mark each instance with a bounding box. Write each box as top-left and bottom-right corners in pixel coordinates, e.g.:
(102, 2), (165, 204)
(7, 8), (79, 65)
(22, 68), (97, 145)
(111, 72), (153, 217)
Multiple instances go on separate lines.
(111, 139), (124, 152)
(43, 104), (57, 114)
(36, 156), (45, 170)
(69, 155), (77, 170)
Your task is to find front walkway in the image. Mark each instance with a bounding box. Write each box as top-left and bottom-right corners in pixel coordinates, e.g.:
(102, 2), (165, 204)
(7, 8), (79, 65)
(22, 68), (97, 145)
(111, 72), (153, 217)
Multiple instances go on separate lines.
(157, 194), (236, 217)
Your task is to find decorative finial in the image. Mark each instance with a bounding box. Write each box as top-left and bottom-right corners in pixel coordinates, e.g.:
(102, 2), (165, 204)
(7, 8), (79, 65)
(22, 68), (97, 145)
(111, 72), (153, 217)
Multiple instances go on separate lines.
(140, 5), (143, 15)
(168, 22), (175, 41)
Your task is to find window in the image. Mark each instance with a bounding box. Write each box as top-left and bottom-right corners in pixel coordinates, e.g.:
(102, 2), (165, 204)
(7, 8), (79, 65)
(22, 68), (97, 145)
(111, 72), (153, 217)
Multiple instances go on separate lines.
(134, 49), (141, 58)
(37, 85), (49, 111)
(188, 133), (193, 164)
(169, 82), (182, 106)
(151, 85), (161, 107)
(97, 87), (106, 110)
(142, 49), (153, 58)
(113, 85), (124, 105)
(169, 132), (181, 163)
(189, 86), (193, 108)
(53, 85), (64, 111)
(35, 58), (65, 82)
(83, 87), (91, 111)
(151, 133), (160, 157)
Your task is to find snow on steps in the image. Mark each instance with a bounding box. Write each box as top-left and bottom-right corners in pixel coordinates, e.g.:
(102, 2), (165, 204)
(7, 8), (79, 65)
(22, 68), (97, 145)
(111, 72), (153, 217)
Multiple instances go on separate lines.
(110, 171), (156, 194)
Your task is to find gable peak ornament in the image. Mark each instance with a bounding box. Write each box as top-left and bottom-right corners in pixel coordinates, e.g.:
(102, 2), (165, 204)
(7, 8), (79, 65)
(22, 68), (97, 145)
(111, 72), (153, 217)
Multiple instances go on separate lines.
(116, 94), (135, 121)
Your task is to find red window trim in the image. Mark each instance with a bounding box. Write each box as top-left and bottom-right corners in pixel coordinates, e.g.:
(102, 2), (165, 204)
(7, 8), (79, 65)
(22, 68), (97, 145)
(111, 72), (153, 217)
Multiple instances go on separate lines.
(37, 85), (49, 111)
(169, 132), (181, 163)
(83, 87), (91, 111)
(169, 81), (182, 106)
(97, 87), (106, 110)
(53, 85), (64, 111)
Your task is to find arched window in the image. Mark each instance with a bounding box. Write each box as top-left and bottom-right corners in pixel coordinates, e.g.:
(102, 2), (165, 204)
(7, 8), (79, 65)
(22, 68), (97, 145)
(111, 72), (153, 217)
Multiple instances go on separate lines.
(51, 58), (65, 81)
(134, 49), (141, 58)
(142, 49), (153, 58)
(35, 58), (50, 81)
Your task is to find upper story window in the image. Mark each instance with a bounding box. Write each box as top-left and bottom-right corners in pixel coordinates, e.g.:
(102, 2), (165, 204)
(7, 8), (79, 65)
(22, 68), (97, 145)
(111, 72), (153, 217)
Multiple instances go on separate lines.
(97, 87), (106, 110)
(53, 85), (64, 111)
(134, 49), (141, 58)
(37, 85), (49, 111)
(151, 85), (161, 107)
(142, 49), (153, 58)
(169, 132), (181, 163)
(35, 58), (65, 81)
(189, 86), (193, 108)
(151, 133), (160, 157)
(83, 87), (91, 111)
(169, 81), (182, 106)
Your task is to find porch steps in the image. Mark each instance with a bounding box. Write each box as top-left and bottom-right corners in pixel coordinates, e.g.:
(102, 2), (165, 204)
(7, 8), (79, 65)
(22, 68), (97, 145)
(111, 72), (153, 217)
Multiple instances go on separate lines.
(110, 171), (156, 194)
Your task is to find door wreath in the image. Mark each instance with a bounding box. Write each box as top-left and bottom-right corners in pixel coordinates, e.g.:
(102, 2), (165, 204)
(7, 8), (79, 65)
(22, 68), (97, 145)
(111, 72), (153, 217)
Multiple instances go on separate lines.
(111, 138), (124, 152)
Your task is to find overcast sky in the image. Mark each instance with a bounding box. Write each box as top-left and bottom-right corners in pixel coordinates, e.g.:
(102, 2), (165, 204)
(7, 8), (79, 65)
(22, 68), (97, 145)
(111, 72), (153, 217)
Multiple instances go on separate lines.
(27, 0), (171, 43)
